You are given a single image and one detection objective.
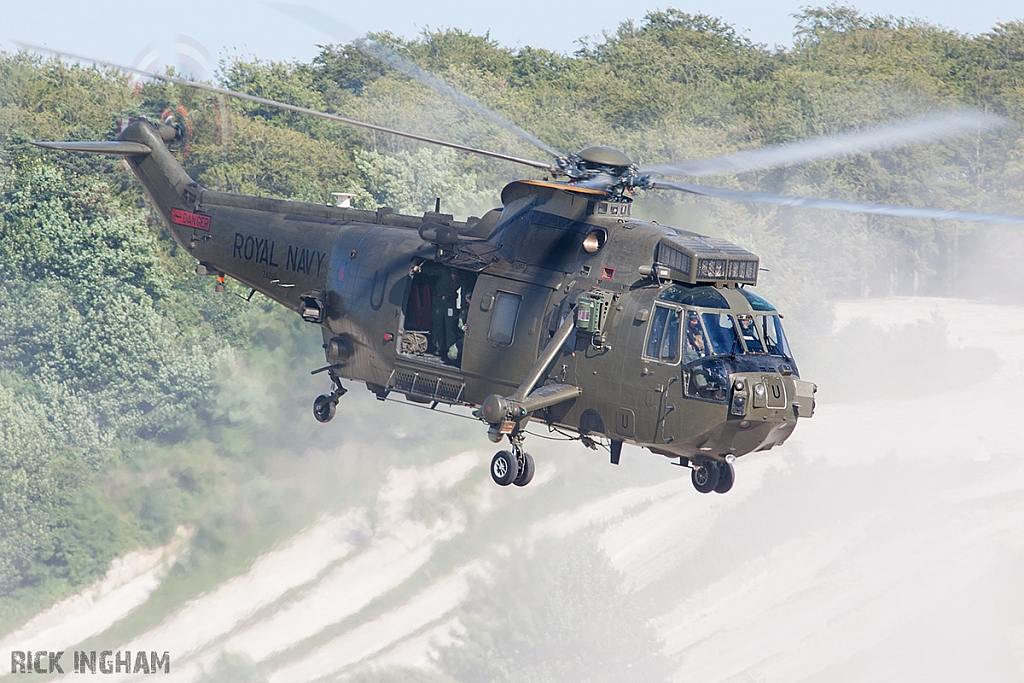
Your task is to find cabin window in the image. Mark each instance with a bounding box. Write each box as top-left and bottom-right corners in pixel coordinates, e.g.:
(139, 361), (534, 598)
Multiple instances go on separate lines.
(684, 358), (730, 403)
(488, 292), (521, 346)
(702, 313), (743, 356)
(644, 305), (681, 364)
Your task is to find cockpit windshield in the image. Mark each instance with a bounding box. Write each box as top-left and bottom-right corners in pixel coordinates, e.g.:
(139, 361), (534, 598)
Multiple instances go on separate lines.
(683, 310), (707, 362)
(702, 313), (743, 355)
(645, 286), (794, 364)
(736, 314), (764, 353)
(758, 314), (792, 357)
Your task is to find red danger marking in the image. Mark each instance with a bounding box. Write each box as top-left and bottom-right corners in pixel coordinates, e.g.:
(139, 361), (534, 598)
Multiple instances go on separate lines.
(600, 266), (616, 280)
(171, 208), (211, 231)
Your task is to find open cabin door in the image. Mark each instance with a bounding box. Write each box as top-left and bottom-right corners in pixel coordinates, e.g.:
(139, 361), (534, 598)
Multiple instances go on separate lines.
(390, 260), (483, 405)
(461, 274), (554, 403)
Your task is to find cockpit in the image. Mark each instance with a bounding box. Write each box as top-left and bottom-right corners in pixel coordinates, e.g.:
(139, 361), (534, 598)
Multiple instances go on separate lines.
(642, 284), (796, 404)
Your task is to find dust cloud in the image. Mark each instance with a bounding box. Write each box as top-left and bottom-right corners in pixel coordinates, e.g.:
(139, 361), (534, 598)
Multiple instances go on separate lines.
(3, 297), (1024, 682)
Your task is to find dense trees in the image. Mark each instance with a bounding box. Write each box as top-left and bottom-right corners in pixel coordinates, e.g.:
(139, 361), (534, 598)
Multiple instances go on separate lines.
(0, 158), (227, 595)
(439, 535), (673, 683)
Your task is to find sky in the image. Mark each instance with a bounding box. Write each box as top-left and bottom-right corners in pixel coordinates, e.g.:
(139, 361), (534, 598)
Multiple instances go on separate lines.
(1, 0), (1022, 79)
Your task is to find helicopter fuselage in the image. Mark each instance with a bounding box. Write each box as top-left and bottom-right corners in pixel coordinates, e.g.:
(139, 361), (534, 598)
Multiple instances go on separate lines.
(108, 121), (816, 482)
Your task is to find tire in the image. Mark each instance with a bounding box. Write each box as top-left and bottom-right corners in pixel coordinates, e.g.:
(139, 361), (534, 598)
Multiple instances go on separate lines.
(691, 461), (720, 494)
(513, 452), (535, 487)
(490, 450), (517, 486)
(313, 394), (336, 423)
(714, 462), (735, 494)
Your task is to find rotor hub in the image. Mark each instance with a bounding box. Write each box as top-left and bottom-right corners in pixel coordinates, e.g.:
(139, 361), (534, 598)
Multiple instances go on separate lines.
(578, 146), (633, 168)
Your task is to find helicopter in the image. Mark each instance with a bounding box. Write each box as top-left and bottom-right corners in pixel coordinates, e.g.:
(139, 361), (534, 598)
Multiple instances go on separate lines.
(28, 39), (1024, 495)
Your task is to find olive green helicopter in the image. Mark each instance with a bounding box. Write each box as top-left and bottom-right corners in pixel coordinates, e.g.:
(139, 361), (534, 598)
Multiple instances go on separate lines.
(27, 34), (1024, 495)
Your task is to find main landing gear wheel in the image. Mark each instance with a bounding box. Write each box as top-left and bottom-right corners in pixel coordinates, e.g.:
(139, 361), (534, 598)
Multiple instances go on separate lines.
(691, 461), (721, 494)
(714, 462), (735, 494)
(513, 452), (535, 487)
(312, 394), (337, 423)
(490, 450), (517, 486)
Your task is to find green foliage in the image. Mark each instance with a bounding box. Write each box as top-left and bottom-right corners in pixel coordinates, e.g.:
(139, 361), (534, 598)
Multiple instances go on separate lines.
(0, 376), (110, 593)
(438, 534), (673, 683)
(0, 161), (226, 601)
(0, 163), (219, 438)
(0, 163), (162, 295)
(349, 147), (495, 215)
(194, 653), (267, 683)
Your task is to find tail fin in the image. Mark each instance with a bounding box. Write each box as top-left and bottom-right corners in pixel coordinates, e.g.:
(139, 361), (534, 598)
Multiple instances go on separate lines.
(35, 121), (201, 250)
(33, 141), (152, 155)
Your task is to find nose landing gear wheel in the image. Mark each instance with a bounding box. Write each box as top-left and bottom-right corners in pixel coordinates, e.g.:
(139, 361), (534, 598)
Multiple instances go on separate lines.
(312, 394), (337, 423)
(691, 461), (721, 494)
(513, 452), (535, 487)
(490, 450), (517, 486)
(714, 462), (735, 494)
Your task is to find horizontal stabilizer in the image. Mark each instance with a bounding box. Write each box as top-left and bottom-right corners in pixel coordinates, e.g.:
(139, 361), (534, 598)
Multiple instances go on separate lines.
(33, 141), (152, 156)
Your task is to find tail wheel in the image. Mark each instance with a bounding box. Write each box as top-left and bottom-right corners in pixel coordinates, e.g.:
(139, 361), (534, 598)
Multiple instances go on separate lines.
(312, 394), (336, 423)
(691, 461), (720, 494)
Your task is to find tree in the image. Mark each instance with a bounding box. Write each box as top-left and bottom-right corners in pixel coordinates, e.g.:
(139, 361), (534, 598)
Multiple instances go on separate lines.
(438, 534), (674, 683)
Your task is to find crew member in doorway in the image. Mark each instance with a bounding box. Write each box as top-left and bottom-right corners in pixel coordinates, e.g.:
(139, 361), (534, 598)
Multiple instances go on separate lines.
(450, 286), (473, 364)
(423, 262), (462, 359)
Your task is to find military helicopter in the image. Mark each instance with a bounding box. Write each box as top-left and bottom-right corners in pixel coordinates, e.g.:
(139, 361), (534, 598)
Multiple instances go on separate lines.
(28, 39), (1024, 495)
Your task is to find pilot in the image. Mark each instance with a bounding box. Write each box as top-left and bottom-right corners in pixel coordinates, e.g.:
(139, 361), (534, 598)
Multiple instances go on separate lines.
(684, 311), (706, 363)
(737, 314), (764, 353)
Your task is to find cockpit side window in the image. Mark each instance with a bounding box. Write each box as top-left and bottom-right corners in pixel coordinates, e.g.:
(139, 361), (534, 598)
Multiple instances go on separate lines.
(757, 314), (792, 357)
(702, 313), (742, 356)
(644, 304), (681, 364)
(683, 310), (708, 363)
(737, 314), (765, 353)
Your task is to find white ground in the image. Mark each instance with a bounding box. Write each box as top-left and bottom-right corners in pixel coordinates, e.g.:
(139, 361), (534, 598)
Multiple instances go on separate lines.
(4, 297), (1023, 682)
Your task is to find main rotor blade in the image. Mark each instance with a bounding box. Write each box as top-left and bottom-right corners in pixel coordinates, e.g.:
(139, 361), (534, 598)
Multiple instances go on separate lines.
(642, 110), (1013, 177)
(269, 2), (566, 160)
(651, 179), (1024, 225)
(16, 42), (559, 174)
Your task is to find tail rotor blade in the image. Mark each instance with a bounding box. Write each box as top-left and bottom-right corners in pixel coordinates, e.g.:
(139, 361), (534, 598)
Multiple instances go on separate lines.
(651, 179), (1024, 225)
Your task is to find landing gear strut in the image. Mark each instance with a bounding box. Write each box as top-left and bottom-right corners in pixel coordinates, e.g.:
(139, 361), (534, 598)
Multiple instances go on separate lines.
(478, 312), (582, 489)
(312, 374), (347, 423)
